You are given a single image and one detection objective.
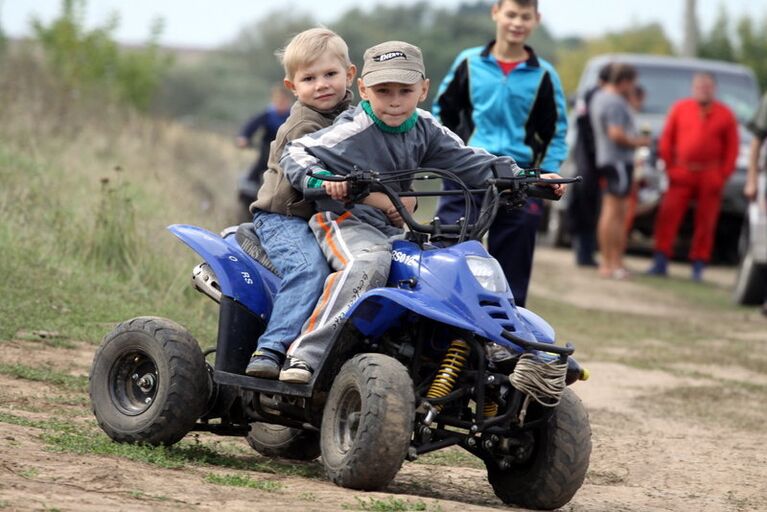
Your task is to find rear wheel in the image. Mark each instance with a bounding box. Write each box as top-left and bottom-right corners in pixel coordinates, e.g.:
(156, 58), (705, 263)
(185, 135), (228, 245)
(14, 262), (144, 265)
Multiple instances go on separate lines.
(486, 388), (591, 510)
(246, 423), (321, 461)
(89, 317), (210, 446)
(320, 354), (414, 491)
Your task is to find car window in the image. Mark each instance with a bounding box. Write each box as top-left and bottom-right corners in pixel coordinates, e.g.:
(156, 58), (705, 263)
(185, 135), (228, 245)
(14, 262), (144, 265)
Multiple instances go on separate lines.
(633, 66), (759, 123)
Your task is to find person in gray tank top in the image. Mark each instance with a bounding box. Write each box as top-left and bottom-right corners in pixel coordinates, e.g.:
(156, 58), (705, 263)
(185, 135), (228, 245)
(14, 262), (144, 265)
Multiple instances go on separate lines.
(590, 63), (650, 280)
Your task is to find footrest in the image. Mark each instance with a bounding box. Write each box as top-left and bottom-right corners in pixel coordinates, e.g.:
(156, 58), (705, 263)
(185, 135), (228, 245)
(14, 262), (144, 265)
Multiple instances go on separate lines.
(214, 370), (313, 398)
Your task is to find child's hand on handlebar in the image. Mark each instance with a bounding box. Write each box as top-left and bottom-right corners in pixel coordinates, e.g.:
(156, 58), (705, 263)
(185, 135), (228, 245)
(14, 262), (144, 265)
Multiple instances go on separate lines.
(385, 196), (417, 228)
(323, 180), (349, 201)
(540, 173), (566, 198)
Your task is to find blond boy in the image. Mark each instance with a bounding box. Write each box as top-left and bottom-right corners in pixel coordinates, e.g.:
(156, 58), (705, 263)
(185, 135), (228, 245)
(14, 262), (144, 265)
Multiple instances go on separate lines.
(244, 28), (356, 378)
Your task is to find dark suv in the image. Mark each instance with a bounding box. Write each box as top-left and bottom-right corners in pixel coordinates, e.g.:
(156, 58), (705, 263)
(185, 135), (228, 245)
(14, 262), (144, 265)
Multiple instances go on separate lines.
(546, 53), (761, 263)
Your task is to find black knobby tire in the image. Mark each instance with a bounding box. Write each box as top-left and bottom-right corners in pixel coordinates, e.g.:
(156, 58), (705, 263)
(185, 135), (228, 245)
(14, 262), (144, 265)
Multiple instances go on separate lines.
(246, 423), (321, 461)
(486, 388), (592, 510)
(89, 316), (210, 446)
(320, 353), (415, 491)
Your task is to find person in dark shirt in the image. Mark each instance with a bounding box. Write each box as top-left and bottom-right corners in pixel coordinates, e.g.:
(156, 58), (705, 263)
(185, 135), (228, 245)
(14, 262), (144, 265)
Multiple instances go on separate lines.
(236, 85), (294, 206)
(568, 63), (612, 267)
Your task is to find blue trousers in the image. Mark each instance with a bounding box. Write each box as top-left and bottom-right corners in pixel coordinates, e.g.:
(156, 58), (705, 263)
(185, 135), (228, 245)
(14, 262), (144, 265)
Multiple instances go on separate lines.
(252, 210), (331, 356)
(436, 184), (542, 308)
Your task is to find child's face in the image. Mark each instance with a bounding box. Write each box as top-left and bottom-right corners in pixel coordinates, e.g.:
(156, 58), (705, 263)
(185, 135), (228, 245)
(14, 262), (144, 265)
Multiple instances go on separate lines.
(285, 54), (356, 112)
(358, 79), (430, 127)
(491, 1), (540, 47)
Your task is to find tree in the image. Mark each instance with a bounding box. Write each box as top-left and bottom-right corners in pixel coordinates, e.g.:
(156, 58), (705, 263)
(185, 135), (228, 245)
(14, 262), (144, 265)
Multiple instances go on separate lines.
(696, 5), (767, 91)
(31, 0), (171, 110)
(698, 6), (735, 62)
(735, 15), (767, 90)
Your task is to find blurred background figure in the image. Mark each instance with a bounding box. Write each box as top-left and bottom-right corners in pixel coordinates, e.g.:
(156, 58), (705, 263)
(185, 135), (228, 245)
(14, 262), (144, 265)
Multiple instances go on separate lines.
(235, 84), (293, 220)
(647, 72), (739, 281)
(591, 63), (650, 279)
(743, 90), (767, 315)
(625, 84), (649, 237)
(568, 63), (612, 267)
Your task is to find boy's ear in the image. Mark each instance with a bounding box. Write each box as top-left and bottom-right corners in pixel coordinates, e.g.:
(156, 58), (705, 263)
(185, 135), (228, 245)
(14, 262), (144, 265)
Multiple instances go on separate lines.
(346, 64), (357, 87)
(357, 78), (369, 100)
(419, 79), (430, 101)
(283, 78), (298, 97)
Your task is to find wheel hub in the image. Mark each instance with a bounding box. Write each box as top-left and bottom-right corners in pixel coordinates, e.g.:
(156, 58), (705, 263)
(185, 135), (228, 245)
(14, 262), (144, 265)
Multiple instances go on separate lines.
(109, 350), (159, 416)
(335, 387), (362, 454)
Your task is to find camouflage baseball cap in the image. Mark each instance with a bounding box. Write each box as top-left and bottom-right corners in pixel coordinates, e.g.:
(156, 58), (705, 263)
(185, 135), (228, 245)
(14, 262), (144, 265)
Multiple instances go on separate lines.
(361, 41), (426, 86)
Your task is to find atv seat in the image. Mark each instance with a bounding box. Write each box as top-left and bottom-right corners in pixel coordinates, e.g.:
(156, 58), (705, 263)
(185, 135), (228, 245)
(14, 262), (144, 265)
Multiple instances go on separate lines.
(235, 223), (281, 277)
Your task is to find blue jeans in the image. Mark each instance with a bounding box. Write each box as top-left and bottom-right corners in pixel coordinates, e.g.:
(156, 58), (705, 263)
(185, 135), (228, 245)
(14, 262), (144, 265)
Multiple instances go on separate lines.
(252, 210), (331, 357)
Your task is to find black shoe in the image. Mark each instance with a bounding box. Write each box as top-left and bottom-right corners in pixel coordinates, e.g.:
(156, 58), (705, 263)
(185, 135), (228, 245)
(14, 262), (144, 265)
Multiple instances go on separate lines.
(279, 357), (313, 384)
(245, 350), (281, 379)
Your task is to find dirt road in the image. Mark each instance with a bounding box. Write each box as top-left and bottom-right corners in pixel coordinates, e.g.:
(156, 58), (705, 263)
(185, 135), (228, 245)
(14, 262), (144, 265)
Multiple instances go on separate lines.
(2, 247), (766, 511)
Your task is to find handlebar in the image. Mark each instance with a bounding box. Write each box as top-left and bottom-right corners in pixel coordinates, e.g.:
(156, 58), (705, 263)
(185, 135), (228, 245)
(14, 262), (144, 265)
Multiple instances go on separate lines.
(304, 169), (581, 242)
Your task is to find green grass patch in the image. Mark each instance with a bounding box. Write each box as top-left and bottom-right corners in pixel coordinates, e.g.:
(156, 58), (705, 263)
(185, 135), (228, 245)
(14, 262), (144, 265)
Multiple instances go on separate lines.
(18, 468), (39, 478)
(344, 497), (440, 512)
(0, 142), (220, 345)
(204, 473), (283, 491)
(0, 411), (81, 434)
(37, 427), (323, 478)
(0, 364), (88, 392)
(633, 274), (737, 311)
(415, 447), (483, 469)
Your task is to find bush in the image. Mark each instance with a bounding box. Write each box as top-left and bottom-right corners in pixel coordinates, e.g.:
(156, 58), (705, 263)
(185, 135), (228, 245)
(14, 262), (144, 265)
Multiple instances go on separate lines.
(31, 0), (171, 110)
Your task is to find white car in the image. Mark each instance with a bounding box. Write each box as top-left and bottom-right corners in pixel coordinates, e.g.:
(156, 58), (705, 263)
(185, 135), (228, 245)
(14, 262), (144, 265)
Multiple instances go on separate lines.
(733, 172), (767, 305)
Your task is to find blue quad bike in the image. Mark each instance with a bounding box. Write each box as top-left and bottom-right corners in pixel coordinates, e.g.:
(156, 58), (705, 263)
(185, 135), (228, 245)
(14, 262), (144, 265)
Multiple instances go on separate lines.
(89, 167), (591, 510)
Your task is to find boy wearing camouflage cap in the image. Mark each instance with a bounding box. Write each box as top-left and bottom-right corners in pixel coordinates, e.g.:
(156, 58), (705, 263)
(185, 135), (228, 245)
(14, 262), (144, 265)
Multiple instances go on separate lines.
(278, 40), (565, 383)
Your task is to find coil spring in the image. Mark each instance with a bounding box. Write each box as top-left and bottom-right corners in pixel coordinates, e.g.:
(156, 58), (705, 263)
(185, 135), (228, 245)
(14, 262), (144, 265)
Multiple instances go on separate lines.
(426, 339), (470, 410)
(483, 401), (498, 417)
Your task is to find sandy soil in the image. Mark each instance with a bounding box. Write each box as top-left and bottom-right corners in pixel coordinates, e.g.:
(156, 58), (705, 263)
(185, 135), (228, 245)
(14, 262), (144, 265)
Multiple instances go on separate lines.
(1, 247), (766, 512)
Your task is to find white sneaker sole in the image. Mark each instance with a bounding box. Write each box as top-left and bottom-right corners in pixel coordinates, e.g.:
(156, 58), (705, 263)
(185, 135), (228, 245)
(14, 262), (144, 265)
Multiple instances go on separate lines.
(279, 368), (312, 383)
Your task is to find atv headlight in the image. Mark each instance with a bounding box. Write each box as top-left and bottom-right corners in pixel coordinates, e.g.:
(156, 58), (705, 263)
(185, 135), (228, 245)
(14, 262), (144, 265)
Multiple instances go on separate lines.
(466, 256), (507, 293)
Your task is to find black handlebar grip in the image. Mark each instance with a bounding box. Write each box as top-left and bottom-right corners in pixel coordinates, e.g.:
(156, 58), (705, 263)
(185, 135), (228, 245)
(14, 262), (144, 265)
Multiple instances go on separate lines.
(527, 184), (561, 201)
(303, 187), (330, 201)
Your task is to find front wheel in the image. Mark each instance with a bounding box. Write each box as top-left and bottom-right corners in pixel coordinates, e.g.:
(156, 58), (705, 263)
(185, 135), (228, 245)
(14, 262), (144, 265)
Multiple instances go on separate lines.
(320, 354), (415, 490)
(486, 388), (591, 510)
(89, 316), (210, 446)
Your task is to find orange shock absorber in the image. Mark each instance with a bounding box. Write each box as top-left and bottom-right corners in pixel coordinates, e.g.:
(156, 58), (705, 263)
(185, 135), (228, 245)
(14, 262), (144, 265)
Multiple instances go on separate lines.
(483, 401), (498, 417)
(426, 339), (470, 410)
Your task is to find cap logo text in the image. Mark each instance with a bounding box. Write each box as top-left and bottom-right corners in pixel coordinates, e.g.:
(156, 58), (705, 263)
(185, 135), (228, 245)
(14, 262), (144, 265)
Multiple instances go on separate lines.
(373, 51), (407, 62)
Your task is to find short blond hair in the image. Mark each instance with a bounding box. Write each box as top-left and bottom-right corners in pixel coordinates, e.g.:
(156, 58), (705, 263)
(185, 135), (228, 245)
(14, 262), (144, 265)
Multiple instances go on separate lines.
(276, 27), (352, 80)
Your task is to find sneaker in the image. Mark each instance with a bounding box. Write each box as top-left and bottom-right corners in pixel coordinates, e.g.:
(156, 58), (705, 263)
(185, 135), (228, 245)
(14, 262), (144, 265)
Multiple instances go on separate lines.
(646, 251), (668, 277)
(279, 357), (313, 384)
(245, 350), (281, 379)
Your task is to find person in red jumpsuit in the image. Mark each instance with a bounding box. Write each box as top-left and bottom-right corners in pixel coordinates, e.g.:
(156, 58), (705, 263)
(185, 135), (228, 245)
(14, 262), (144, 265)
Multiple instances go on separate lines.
(647, 72), (739, 281)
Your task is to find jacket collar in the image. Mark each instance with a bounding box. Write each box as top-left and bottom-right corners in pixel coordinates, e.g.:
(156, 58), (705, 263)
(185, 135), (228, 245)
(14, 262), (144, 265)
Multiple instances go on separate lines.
(480, 41), (540, 68)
